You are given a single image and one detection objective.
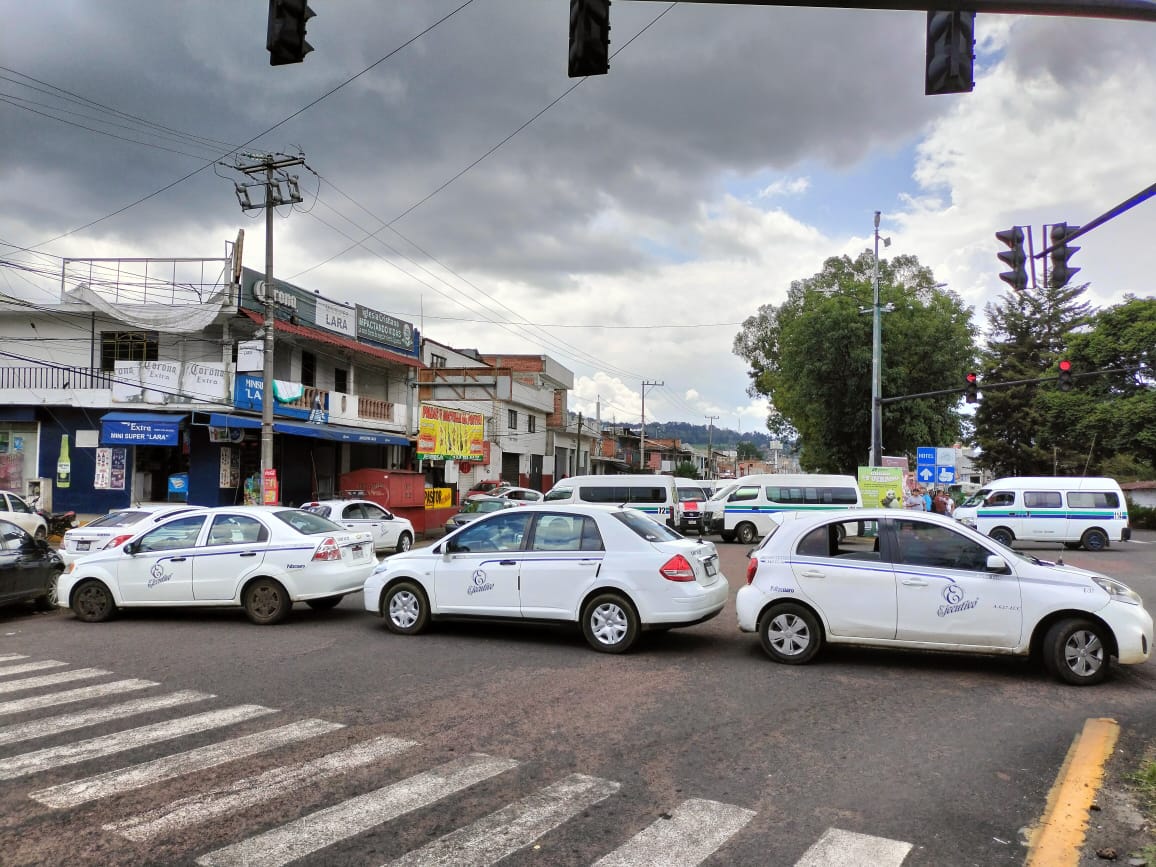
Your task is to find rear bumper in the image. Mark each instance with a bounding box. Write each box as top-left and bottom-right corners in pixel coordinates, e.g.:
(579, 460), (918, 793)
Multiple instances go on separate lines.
(639, 575), (729, 626)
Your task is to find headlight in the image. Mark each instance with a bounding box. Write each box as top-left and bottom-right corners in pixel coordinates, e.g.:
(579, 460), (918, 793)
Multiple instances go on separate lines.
(1092, 575), (1142, 605)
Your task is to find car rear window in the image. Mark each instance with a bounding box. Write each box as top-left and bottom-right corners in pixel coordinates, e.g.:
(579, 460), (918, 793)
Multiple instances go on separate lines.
(612, 508), (681, 542)
(274, 509), (345, 535)
(301, 504), (333, 519)
(86, 510), (152, 528)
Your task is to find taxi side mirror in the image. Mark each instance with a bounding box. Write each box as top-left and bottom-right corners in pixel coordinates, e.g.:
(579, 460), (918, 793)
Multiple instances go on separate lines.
(986, 554), (1010, 574)
(124, 541), (139, 555)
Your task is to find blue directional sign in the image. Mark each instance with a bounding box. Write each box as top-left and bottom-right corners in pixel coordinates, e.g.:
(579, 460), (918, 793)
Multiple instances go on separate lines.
(916, 447), (936, 469)
(916, 446), (955, 487)
(917, 465), (935, 484)
(936, 466), (956, 484)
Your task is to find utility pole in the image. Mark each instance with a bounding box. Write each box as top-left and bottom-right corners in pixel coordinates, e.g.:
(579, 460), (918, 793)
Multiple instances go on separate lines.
(870, 210), (891, 468)
(230, 153), (305, 505)
(639, 380), (662, 473)
(704, 415), (718, 479)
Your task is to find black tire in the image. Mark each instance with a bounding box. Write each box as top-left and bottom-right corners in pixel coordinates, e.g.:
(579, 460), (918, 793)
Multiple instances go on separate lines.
(242, 577), (292, 625)
(581, 592), (639, 654)
(758, 603), (822, 665)
(395, 532), (413, 554)
(1043, 617), (1110, 686)
(1064, 542), (1081, 550)
(71, 579), (116, 623)
(381, 581), (429, 635)
(720, 531), (735, 543)
(988, 527), (1015, 548)
(305, 595), (343, 611)
(34, 526), (48, 542)
(1081, 528), (1109, 552)
(33, 568), (62, 612)
(735, 522), (758, 546)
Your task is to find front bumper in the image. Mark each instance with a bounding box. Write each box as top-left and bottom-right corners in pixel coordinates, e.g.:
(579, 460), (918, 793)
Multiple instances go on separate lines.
(1101, 599), (1154, 665)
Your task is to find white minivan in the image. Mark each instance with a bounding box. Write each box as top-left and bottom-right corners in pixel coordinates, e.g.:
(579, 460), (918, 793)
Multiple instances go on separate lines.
(543, 474), (681, 529)
(703, 473), (862, 544)
(954, 476), (1130, 551)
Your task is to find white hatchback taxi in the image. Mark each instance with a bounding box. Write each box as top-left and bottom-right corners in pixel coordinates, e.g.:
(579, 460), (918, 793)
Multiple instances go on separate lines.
(364, 504), (728, 653)
(58, 506), (375, 625)
(737, 509), (1152, 685)
(301, 499), (415, 555)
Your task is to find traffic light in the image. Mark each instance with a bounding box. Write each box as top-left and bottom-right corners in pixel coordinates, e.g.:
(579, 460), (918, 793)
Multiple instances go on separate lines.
(569, 0), (611, 78)
(1058, 359), (1073, 391)
(1049, 223), (1081, 288)
(267, 0), (314, 66)
(925, 10), (976, 95)
(965, 372), (979, 404)
(996, 227), (1028, 292)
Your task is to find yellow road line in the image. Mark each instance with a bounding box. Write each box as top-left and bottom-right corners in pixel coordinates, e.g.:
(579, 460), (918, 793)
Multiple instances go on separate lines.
(1025, 717), (1119, 866)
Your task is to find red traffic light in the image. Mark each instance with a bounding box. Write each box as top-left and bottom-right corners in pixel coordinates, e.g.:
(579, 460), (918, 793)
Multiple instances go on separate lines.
(1059, 359), (1072, 372)
(966, 372), (977, 383)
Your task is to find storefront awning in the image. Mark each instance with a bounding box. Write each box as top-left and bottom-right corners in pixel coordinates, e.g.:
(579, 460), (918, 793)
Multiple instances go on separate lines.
(100, 411), (185, 446)
(207, 413), (410, 447)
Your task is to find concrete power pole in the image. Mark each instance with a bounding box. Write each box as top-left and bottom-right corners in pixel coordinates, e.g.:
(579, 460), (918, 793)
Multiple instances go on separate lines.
(639, 380), (662, 473)
(704, 415), (718, 480)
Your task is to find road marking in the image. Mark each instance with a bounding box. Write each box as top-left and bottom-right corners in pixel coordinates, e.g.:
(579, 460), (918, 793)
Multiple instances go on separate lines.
(0, 704), (276, 781)
(0, 660), (68, 677)
(0, 653), (29, 662)
(0, 690), (211, 746)
(593, 797), (756, 867)
(105, 735), (418, 842)
(196, 753), (520, 867)
(0, 668), (110, 695)
(0, 679), (157, 717)
(389, 773), (620, 867)
(794, 828), (913, 866)
(32, 718), (343, 808)
(1025, 717), (1120, 867)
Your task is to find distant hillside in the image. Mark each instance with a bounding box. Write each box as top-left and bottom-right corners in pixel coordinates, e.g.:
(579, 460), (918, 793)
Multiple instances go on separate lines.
(597, 419), (780, 451)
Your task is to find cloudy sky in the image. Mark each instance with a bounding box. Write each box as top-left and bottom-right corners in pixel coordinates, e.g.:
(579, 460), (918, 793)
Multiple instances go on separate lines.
(2, 1), (1154, 435)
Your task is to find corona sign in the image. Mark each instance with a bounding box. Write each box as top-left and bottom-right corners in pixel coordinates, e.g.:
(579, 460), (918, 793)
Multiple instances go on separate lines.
(417, 405), (485, 460)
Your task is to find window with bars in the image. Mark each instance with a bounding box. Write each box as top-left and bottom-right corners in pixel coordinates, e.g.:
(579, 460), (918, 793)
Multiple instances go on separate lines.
(507, 409), (518, 430)
(527, 415), (536, 433)
(100, 331), (159, 371)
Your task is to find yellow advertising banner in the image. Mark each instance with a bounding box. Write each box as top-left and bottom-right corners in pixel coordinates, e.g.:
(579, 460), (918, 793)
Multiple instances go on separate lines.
(417, 404), (485, 460)
(424, 488), (453, 509)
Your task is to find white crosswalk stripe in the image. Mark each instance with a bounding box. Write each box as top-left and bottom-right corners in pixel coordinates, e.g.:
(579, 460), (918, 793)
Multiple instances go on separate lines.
(105, 734), (418, 842)
(0, 659), (68, 677)
(387, 772), (620, 867)
(0, 653), (29, 663)
(195, 753), (520, 867)
(0, 689), (211, 747)
(0, 667), (110, 695)
(0, 679), (157, 717)
(0, 704), (276, 781)
(593, 797), (756, 867)
(31, 718), (344, 808)
(794, 827), (913, 866)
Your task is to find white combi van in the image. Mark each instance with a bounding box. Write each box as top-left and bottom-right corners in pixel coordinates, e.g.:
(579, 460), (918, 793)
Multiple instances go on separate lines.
(543, 474), (681, 529)
(703, 473), (862, 544)
(954, 476), (1130, 551)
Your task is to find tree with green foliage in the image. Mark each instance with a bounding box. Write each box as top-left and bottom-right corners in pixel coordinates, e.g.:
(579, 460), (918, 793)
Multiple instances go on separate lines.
(733, 251), (977, 474)
(736, 441), (763, 461)
(673, 460), (700, 479)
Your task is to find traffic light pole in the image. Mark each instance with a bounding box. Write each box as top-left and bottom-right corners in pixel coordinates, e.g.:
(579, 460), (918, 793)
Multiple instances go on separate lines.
(880, 366), (1145, 405)
(870, 211), (884, 467)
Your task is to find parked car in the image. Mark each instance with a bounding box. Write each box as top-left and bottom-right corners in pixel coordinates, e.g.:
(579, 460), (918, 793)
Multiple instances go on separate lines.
(301, 499), (414, 554)
(465, 479), (504, 496)
(0, 490), (48, 540)
(443, 495), (520, 531)
(57, 506), (376, 625)
(59, 504), (200, 566)
(737, 508), (1153, 686)
(491, 486), (544, 504)
(677, 484), (711, 534)
(0, 518), (64, 611)
(364, 503), (729, 653)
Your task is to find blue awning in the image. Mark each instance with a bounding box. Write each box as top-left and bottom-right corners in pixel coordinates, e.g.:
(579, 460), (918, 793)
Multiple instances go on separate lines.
(207, 413), (409, 446)
(100, 412), (185, 446)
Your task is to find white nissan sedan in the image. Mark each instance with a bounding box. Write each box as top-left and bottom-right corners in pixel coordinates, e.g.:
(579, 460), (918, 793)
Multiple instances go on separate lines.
(737, 509), (1153, 685)
(301, 499), (415, 555)
(364, 504), (729, 653)
(59, 504), (200, 566)
(58, 506), (375, 625)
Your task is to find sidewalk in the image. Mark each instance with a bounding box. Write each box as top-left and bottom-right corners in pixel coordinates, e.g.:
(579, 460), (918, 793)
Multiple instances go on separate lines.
(1078, 725), (1155, 866)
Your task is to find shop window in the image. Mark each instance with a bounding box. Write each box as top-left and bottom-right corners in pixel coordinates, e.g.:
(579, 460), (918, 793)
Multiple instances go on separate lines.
(100, 331), (159, 371)
(301, 351), (316, 387)
(334, 367), (348, 393)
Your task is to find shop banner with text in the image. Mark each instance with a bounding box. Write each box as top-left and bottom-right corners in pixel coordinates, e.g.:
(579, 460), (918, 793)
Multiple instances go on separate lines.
(417, 405), (484, 460)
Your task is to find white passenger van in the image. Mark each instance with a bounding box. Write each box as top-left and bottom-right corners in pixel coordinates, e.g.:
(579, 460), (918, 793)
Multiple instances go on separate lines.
(543, 474), (681, 529)
(703, 473), (862, 544)
(954, 476), (1129, 551)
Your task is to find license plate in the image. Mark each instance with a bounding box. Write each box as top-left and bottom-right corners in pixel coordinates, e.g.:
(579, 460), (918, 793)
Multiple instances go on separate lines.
(704, 558), (717, 577)
(351, 545), (366, 561)
(76, 541), (90, 551)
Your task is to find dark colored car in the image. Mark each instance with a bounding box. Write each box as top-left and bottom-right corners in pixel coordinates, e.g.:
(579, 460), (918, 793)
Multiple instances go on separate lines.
(677, 485), (711, 534)
(443, 496), (520, 532)
(0, 518), (64, 612)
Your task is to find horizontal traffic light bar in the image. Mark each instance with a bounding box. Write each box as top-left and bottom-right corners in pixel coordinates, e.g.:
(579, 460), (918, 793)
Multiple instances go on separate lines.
(632, 0), (1156, 23)
(880, 365), (1149, 405)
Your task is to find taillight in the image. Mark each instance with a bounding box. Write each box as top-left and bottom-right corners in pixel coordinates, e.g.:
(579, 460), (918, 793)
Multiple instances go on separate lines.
(659, 554), (695, 582)
(745, 558), (758, 585)
(104, 534), (134, 550)
(313, 538), (342, 561)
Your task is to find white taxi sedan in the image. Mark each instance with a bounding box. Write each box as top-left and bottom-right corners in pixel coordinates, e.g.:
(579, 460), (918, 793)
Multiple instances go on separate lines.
(737, 509), (1153, 685)
(301, 499), (414, 555)
(364, 504), (728, 653)
(59, 504), (200, 566)
(58, 506), (375, 625)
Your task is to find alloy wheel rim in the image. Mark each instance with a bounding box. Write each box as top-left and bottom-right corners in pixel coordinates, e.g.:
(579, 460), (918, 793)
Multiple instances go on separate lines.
(78, 586), (107, 618)
(251, 585), (280, 618)
(390, 591), (419, 628)
(46, 573), (59, 607)
(1064, 630), (1104, 677)
(769, 613), (810, 656)
(591, 603), (628, 645)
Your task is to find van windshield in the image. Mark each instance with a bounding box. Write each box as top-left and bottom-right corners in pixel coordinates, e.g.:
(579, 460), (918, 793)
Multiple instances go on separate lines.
(961, 489), (990, 508)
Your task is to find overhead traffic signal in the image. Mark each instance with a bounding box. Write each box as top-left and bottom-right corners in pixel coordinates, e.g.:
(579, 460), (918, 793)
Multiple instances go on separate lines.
(996, 227), (1028, 292)
(965, 372), (979, 404)
(569, 0), (611, 78)
(267, 0), (314, 66)
(1049, 223), (1081, 288)
(925, 11), (976, 95)
(1058, 359), (1073, 391)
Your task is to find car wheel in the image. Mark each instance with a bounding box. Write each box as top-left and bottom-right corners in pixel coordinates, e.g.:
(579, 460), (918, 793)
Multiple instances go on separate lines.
(988, 527), (1015, 548)
(395, 532), (413, 554)
(34, 525), (48, 542)
(305, 595), (343, 611)
(382, 581), (429, 634)
(71, 579), (116, 623)
(735, 522), (758, 545)
(581, 592), (639, 654)
(1043, 618), (1110, 686)
(1081, 528), (1109, 552)
(33, 568), (62, 612)
(242, 578), (292, 625)
(720, 531), (735, 543)
(758, 603), (822, 665)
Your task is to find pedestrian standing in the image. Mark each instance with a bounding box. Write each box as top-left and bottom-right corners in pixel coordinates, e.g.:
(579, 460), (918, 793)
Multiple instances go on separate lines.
(904, 489), (923, 510)
(922, 489), (933, 512)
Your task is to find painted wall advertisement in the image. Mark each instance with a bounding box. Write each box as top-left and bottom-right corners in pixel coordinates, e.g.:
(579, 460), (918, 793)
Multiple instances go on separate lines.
(113, 361), (229, 405)
(416, 404), (485, 460)
(857, 466), (905, 509)
(219, 446), (240, 488)
(93, 447), (127, 491)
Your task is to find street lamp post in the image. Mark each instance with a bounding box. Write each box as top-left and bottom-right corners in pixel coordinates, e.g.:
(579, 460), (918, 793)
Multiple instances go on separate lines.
(869, 211), (889, 468)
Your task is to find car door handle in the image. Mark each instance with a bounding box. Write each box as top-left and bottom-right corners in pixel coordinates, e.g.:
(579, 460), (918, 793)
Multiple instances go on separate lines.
(901, 578), (928, 586)
(799, 569), (826, 578)
(239, 552), (258, 558)
(499, 560), (517, 566)
(169, 557), (187, 563)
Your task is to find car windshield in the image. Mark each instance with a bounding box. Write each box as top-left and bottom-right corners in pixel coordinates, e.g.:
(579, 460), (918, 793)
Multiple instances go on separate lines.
(678, 487), (707, 502)
(612, 508), (681, 542)
(961, 489), (990, 508)
(301, 504), (333, 519)
(86, 510), (152, 528)
(274, 509), (345, 535)
(708, 484), (737, 502)
(462, 499), (501, 514)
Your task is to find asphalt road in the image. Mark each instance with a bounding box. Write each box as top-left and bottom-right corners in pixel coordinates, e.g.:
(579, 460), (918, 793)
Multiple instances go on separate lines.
(0, 530), (1153, 866)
